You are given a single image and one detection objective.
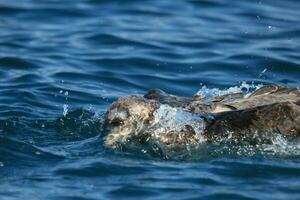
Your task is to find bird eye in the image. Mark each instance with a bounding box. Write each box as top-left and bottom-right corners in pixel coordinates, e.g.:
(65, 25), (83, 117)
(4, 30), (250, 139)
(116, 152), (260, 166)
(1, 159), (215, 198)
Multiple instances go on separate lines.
(105, 107), (129, 127)
(110, 118), (124, 127)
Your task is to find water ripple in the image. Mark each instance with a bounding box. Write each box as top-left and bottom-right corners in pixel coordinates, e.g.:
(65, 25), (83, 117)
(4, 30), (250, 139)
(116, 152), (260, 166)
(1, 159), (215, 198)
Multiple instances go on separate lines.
(0, 0), (300, 199)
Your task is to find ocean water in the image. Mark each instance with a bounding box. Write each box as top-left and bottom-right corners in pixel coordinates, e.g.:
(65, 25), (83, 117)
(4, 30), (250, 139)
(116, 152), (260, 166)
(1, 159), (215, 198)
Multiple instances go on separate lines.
(0, 0), (300, 199)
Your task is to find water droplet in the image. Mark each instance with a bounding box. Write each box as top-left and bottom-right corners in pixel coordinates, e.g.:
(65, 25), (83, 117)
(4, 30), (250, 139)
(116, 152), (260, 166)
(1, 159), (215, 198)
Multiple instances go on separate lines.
(87, 104), (93, 111)
(141, 149), (147, 153)
(0, 162), (4, 167)
(63, 104), (68, 116)
(258, 68), (268, 78)
(64, 91), (69, 96)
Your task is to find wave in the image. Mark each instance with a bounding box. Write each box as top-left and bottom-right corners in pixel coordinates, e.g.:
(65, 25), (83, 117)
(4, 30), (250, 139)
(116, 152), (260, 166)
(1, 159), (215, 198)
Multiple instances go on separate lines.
(0, 136), (64, 168)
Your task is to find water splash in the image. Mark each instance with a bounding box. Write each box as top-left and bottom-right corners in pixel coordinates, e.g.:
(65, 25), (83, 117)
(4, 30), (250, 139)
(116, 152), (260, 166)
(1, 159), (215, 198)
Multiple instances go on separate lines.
(196, 81), (263, 97)
(63, 104), (68, 117)
(152, 104), (206, 142)
(260, 134), (300, 157)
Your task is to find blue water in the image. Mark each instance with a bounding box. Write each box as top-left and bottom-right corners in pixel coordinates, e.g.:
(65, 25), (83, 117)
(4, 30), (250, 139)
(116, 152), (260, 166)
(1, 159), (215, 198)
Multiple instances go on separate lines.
(0, 0), (300, 199)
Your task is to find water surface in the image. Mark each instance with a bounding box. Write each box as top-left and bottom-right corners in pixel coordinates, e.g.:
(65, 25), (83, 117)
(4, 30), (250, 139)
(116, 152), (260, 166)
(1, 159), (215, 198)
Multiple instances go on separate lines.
(0, 0), (300, 199)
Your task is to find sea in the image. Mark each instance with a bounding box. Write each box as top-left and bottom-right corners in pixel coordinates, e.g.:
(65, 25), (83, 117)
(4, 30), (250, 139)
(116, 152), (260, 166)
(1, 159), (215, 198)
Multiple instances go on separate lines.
(0, 0), (300, 199)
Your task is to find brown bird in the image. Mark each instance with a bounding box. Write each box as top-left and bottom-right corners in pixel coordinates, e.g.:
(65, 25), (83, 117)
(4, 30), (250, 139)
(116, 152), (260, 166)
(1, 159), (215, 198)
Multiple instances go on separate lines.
(104, 85), (300, 152)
